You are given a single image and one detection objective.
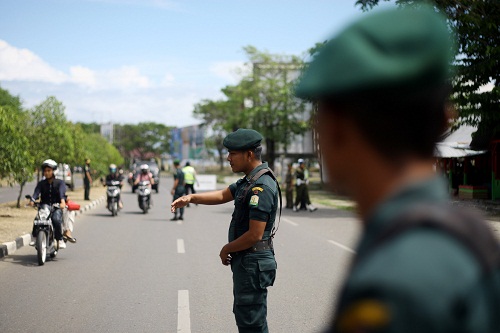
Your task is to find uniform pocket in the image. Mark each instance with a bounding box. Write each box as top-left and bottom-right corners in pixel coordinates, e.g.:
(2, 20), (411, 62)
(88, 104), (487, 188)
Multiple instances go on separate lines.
(258, 258), (277, 289)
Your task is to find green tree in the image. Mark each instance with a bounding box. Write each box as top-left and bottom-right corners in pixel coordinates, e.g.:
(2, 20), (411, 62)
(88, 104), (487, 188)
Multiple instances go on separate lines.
(84, 133), (124, 177)
(27, 97), (75, 174)
(114, 122), (172, 160)
(356, 0), (500, 143)
(0, 105), (34, 207)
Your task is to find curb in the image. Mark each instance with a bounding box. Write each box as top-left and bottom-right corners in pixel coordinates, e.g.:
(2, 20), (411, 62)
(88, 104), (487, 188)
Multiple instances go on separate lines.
(0, 196), (106, 259)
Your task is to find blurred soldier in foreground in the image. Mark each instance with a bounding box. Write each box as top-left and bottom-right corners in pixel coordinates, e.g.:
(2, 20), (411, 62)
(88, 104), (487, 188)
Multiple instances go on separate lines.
(171, 129), (279, 333)
(295, 6), (500, 333)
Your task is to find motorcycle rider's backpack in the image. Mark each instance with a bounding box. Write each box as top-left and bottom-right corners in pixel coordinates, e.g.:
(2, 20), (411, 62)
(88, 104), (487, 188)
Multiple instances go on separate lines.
(361, 203), (500, 332)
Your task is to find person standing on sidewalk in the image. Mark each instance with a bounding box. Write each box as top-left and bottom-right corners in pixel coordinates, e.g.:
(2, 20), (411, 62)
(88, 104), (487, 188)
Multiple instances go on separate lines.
(295, 6), (500, 333)
(293, 159), (317, 212)
(171, 129), (279, 333)
(285, 163), (294, 209)
(182, 161), (198, 207)
(170, 160), (186, 221)
(83, 158), (92, 201)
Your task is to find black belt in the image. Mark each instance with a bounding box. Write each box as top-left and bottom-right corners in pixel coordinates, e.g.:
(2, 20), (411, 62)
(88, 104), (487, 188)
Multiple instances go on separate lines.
(232, 239), (273, 256)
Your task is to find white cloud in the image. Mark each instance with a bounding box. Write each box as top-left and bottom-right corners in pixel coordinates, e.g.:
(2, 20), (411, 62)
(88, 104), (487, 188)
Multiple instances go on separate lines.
(0, 40), (224, 127)
(70, 65), (97, 87)
(209, 61), (248, 84)
(0, 40), (67, 83)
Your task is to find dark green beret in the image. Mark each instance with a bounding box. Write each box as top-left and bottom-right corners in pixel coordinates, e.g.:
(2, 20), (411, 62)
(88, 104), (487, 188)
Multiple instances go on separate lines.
(295, 6), (454, 99)
(173, 159), (180, 165)
(223, 129), (263, 151)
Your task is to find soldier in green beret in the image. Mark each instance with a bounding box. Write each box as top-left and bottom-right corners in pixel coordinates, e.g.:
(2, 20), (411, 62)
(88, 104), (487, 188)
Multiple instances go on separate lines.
(295, 6), (500, 333)
(171, 128), (279, 333)
(170, 159), (186, 221)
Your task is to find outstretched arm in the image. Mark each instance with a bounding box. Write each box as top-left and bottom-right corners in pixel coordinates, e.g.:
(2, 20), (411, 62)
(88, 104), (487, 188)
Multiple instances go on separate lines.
(171, 187), (233, 212)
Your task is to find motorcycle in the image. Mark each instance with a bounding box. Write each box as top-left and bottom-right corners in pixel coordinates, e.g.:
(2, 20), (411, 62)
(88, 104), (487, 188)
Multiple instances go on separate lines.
(106, 180), (121, 216)
(25, 195), (59, 266)
(137, 180), (151, 214)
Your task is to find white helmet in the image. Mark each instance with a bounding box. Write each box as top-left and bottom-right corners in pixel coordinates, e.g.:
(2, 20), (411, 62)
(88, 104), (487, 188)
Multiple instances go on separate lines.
(140, 164), (149, 171)
(41, 159), (57, 170)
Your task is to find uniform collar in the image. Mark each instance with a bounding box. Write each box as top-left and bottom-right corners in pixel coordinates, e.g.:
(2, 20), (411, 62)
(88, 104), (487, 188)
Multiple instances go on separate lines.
(356, 175), (449, 256)
(246, 162), (268, 181)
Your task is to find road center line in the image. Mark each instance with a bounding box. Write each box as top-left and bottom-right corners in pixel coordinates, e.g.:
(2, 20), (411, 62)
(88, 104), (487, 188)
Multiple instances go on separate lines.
(328, 240), (356, 254)
(177, 239), (185, 254)
(282, 217), (298, 226)
(177, 290), (191, 333)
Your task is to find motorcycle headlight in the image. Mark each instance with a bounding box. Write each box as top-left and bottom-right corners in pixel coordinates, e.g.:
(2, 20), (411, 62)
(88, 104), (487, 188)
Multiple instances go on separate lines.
(38, 206), (51, 220)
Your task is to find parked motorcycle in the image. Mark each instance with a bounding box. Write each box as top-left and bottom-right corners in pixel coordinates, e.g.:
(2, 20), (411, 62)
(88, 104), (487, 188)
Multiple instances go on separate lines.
(25, 195), (59, 265)
(137, 180), (151, 214)
(106, 180), (121, 216)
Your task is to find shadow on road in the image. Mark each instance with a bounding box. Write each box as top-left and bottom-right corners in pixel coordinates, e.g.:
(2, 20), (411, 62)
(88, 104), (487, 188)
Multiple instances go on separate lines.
(0, 253), (60, 267)
(282, 207), (356, 220)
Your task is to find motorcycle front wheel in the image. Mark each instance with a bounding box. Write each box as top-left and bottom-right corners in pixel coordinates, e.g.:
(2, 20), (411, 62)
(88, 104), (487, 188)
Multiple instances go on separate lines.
(36, 231), (47, 266)
(112, 202), (118, 216)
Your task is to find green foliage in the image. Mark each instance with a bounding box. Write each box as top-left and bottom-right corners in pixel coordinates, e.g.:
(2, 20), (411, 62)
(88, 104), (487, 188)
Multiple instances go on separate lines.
(27, 96), (75, 167)
(114, 122), (172, 160)
(77, 122), (101, 134)
(0, 106), (34, 182)
(356, 0), (500, 138)
(84, 133), (124, 176)
(0, 89), (125, 198)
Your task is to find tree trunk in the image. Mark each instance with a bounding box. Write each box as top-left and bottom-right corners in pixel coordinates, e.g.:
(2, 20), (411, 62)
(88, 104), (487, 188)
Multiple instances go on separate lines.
(16, 181), (25, 208)
(266, 138), (276, 171)
(217, 147), (224, 171)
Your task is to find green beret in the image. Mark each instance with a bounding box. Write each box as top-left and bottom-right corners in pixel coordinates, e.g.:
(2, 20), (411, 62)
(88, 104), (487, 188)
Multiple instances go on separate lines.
(295, 6), (454, 100)
(223, 129), (263, 151)
(173, 159), (180, 165)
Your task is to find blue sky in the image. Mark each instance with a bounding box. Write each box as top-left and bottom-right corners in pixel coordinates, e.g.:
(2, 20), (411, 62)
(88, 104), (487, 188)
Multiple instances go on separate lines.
(0, 0), (393, 126)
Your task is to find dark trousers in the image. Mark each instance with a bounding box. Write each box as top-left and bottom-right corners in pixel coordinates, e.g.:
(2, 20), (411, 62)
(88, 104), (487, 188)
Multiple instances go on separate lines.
(294, 184), (311, 208)
(184, 183), (196, 195)
(285, 188), (293, 208)
(231, 251), (277, 333)
(172, 189), (185, 218)
(84, 179), (90, 200)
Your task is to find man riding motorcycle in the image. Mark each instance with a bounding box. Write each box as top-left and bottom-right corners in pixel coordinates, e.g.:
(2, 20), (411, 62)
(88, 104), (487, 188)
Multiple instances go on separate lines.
(134, 164), (155, 206)
(103, 164), (124, 209)
(29, 159), (67, 249)
(134, 164), (155, 186)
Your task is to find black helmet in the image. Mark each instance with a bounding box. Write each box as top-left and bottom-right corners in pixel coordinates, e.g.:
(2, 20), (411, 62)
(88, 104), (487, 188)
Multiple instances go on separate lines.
(41, 159), (57, 171)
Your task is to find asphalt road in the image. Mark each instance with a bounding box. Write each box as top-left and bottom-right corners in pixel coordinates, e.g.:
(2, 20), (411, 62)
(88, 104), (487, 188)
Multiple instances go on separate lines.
(0, 177), (361, 333)
(0, 176), (84, 204)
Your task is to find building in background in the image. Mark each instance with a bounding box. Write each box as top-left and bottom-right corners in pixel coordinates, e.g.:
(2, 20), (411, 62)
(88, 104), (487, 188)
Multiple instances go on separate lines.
(100, 122), (114, 143)
(170, 124), (206, 162)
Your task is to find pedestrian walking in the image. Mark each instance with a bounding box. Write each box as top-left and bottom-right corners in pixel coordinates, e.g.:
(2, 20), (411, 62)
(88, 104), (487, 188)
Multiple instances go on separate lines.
(182, 161), (198, 207)
(170, 160), (186, 221)
(171, 128), (279, 333)
(83, 158), (92, 201)
(293, 159), (317, 212)
(295, 6), (500, 333)
(285, 163), (294, 209)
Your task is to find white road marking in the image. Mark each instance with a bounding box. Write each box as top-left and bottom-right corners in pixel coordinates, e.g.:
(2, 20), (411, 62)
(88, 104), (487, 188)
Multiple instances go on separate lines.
(282, 217), (298, 226)
(177, 239), (185, 254)
(177, 290), (191, 333)
(328, 240), (356, 254)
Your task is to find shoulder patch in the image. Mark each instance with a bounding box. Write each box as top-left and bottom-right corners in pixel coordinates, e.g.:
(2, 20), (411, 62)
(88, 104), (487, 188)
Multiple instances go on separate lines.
(252, 186), (264, 192)
(337, 299), (390, 333)
(249, 195), (259, 206)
